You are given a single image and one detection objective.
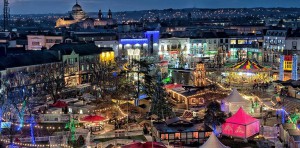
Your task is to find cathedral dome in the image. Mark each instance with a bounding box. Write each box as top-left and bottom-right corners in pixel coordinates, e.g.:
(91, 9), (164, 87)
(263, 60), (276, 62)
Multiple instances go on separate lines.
(72, 3), (82, 11)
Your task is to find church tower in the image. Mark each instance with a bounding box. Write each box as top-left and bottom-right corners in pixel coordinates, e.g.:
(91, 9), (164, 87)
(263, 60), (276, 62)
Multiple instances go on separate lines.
(194, 62), (206, 87)
(98, 9), (103, 20)
(108, 9), (112, 19)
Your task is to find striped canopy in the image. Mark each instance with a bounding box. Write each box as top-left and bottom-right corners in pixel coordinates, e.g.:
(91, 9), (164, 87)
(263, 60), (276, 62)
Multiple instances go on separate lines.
(229, 59), (267, 71)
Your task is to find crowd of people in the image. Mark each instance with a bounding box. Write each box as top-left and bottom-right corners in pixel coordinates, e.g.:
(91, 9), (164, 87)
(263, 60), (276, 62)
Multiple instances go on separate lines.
(252, 81), (272, 91)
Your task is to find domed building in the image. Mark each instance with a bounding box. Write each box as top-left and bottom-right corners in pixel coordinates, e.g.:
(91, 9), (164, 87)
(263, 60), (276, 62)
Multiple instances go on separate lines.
(71, 2), (86, 21)
(56, 1), (116, 29)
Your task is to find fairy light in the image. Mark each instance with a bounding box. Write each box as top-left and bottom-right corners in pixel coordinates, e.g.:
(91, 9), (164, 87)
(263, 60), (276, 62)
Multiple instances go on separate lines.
(207, 76), (297, 127)
(0, 138), (71, 147)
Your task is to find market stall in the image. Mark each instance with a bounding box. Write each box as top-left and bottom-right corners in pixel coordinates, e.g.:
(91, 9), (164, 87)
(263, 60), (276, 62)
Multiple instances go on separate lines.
(222, 107), (260, 139)
(199, 133), (229, 148)
(221, 88), (251, 114)
(80, 115), (106, 132)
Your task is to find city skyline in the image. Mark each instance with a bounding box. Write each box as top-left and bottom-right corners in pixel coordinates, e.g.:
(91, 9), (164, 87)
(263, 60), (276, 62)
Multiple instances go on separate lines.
(7, 0), (300, 14)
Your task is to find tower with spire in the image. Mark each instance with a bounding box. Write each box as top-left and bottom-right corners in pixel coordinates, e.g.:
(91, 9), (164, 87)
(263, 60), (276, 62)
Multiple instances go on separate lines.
(108, 9), (112, 19)
(98, 9), (103, 20)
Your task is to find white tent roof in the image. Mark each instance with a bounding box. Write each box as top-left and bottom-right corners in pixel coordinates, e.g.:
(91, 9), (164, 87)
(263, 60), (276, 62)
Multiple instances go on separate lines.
(223, 88), (247, 103)
(199, 133), (229, 148)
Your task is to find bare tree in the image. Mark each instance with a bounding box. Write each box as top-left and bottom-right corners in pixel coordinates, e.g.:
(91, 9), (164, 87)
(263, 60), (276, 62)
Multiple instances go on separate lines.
(87, 58), (120, 100)
(40, 63), (65, 103)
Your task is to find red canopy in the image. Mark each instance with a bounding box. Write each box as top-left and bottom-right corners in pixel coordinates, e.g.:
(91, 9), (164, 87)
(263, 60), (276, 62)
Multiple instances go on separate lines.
(225, 107), (258, 125)
(50, 100), (68, 108)
(122, 142), (166, 148)
(80, 115), (105, 122)
(164, 84), (182, 89)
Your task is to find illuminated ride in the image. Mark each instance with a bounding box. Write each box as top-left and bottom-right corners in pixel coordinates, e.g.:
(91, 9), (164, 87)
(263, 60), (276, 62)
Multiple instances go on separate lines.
(224, 59), (272, 86)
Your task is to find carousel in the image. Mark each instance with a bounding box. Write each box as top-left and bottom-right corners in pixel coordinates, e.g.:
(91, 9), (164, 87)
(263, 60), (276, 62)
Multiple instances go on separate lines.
(224, 59), (271, 86)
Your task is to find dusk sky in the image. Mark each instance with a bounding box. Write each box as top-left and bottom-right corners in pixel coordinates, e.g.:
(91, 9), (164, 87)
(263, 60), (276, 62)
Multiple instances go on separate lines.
(6, 0), (300, 14)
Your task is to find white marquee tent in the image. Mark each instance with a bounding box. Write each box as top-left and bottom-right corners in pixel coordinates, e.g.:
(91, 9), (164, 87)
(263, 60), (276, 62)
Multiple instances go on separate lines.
(221, 88), (251, 114)
(199, 133), (229, 148)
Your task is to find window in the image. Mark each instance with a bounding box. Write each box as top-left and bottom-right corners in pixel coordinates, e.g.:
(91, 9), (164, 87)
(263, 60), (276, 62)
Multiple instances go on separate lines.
(193, 132), (199, 138)
(220, 39), (223, 43)
(230, 40), (236, 45)
(46, 39), (53, 43)
(75, 58), (78, 62)
(205, 132), (212, 138)
(225, 39), (228, 43)
(55, 39), (61, 43)
(81, 65), (84, 71)
(87, 65), (89, 71)
(238, 40), (246, 44)
(175, 133), (181, 139)
(161, 134), (168, 140)
(32, 42), (40, 46)
(69, 58), (75, 64)
(292, 41), (297, 49)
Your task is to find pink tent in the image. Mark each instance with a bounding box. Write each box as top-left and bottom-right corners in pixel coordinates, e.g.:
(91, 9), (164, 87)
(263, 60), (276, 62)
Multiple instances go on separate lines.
(222, 107), (260, 139)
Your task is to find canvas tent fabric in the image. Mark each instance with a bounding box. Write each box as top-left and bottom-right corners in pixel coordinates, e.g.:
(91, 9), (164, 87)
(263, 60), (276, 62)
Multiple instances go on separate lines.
(223, 88), (246, 103)
(80, 115), (105, 122)
(225, 107), (258, 125)
(222, 107), (260, 139)
(199, 133), (229, 148)
(222, 88), (250, 113)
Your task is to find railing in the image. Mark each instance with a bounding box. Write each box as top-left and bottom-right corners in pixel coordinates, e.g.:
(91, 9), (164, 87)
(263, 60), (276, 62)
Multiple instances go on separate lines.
(38, 114), (70, 123)
(94, 129), (143, 139)
(19, 134), (87, 143)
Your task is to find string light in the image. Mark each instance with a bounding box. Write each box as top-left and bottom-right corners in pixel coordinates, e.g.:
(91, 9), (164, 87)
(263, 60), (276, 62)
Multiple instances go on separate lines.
(0, 138), (72, 147)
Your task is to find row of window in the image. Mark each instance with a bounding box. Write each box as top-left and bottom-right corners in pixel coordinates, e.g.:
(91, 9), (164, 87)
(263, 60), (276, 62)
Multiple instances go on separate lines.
(265, 39), (284, 44)
(45, 39), (62, 43)
(160, 132), (211, 140)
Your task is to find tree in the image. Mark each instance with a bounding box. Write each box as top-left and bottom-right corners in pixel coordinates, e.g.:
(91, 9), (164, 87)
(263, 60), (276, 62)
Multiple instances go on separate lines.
(86, 58), (119, 100)
(135, 59), (174, 120)
(204, 101), (226, 133)
(0, 70), (38, 145)
(41, 63), (65, 103)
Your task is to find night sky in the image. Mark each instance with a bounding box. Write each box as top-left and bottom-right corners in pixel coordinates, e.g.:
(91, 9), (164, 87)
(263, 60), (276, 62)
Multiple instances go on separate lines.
(7, 0), (300, 14)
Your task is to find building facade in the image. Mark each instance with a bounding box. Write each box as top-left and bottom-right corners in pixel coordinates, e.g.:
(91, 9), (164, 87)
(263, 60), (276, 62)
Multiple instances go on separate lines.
(27, 35), (63, 50)
(263, 29), (287, 63)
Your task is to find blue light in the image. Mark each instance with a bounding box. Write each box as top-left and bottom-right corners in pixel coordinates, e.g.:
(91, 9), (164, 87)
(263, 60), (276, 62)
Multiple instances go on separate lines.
(30, 116), (36, 144)
(279, 55), (284, 81)
(145, 31), (160, 44)
(282, 108), (285, 124)
(120, 38), (148, 45)
(292, 55), (298, 80)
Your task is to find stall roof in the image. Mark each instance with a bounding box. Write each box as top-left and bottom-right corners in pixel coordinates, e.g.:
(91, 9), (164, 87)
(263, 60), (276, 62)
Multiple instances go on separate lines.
(223, 88), (247, 103)
(225, 107), (259, 125)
